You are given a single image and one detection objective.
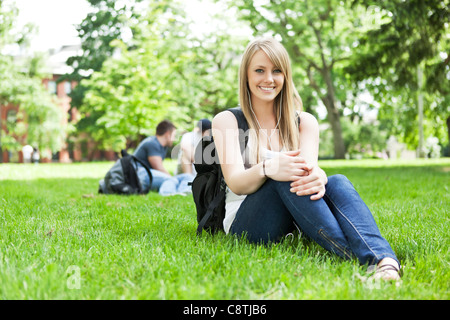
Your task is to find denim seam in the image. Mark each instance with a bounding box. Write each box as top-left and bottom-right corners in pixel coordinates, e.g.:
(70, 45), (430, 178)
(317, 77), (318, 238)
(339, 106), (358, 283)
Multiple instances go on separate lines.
(280, 186), (352, 258)
(324, 193), (380, 262)
(318, 228), (353, 260)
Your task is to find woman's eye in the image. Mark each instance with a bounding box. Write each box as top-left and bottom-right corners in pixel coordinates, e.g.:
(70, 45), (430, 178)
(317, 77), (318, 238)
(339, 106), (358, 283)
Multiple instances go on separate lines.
(255, 69), (264, 73)
(273, 69), (282, 74)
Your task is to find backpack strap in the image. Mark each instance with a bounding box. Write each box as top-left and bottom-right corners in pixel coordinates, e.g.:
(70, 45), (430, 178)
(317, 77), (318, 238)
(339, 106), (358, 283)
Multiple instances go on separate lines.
(227, 107), (249, 154)
(132, 155), (153, 192)
(296, 111), (301, 127)
(121, 149), (153, 193)
(227, 107), (249, 132)
(120, 155), (139, 193)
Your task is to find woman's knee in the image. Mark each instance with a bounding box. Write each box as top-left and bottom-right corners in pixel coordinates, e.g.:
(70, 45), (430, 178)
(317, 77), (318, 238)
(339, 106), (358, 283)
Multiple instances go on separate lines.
(326, 174), (355, 194)
(327, 174), (351, 187)
(267, 178), (291, 190)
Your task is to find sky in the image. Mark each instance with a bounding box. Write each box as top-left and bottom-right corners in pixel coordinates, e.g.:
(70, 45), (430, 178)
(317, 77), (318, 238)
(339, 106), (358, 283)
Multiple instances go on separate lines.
(14, 0), (92, 52)
(12, 0), (240, 53)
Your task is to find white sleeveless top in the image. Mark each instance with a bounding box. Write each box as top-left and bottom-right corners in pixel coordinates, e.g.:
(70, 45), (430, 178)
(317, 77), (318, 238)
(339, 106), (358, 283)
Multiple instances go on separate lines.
(223, 147), (282, 234)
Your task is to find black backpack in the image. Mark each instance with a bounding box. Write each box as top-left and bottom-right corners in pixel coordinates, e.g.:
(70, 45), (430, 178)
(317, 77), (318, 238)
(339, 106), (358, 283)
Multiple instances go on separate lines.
(191, 107), (249, 235)
(98, 150), (153, 195)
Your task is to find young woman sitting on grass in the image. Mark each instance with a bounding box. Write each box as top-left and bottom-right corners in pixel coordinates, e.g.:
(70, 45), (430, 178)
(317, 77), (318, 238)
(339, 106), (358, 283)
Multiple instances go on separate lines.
(212, 37), (401, 281)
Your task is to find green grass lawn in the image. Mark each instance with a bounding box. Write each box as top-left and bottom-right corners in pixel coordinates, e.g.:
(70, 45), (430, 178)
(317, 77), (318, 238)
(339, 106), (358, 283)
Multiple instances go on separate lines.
(0, 159), (449, 300)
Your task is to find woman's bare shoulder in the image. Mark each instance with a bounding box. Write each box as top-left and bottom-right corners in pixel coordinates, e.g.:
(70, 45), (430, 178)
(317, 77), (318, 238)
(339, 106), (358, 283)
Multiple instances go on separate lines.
(213, 110), (239, 129)
(299, 111), (318, 123)
(299, 111), (319, 130)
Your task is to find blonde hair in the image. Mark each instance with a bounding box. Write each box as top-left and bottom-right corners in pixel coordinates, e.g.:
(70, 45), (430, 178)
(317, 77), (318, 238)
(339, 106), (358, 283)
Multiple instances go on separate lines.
(239, 38), (302, 164)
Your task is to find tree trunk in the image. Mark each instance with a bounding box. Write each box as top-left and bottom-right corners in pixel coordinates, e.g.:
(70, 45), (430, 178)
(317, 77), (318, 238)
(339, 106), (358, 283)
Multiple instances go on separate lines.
(417, 65), (425, 158)
(0, 102), (3, 163)
(447, 115), (450, 153)
(306, 66), (346, 159)
(322, 95), (346, 159)
(322, 68), (346, 159)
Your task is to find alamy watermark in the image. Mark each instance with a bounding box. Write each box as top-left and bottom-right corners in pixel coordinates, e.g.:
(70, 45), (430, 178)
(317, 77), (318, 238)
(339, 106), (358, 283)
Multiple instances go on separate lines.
(66, 265), (81, 290)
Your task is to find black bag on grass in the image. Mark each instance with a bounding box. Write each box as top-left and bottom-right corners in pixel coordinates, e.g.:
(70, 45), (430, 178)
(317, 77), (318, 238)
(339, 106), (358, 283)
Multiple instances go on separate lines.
(191, 107), (249, 235)
(98, 150), (152, 195)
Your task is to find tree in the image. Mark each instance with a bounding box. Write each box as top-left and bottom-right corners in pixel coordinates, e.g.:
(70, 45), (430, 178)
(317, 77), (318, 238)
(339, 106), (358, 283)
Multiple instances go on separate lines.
(225, 0), (373, 158)
(347, 0), (450, 155)
(80, 0), (247, 150)
(0, 0), (65, 162)
(81, 39), (174, 149)
(178, 10), (248, 118)
(63, 0), (142, 105)
(61, 0), (144, 153)
(78, 1), (191, 149)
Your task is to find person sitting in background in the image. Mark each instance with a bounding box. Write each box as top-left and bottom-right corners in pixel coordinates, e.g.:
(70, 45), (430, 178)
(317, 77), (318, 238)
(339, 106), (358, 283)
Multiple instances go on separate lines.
(177, 118), (212, 175)
(22, 145), (33, 164)
(32, 147), (40, 164)
(134, 120), (194, 196)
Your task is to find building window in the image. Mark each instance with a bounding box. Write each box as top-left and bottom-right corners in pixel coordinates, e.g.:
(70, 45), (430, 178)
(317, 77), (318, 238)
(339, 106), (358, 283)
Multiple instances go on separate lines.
(64, 81), (72, 94)
(6, 109), (17, 124)
(47, 81), (57, 94)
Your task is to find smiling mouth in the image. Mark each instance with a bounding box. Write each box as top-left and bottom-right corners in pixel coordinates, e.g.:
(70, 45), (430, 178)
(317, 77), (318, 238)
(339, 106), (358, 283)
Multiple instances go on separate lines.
(259, 86), (275, 92)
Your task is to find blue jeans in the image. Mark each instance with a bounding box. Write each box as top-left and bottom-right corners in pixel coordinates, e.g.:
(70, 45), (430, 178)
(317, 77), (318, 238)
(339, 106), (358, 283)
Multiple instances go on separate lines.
(230, 174), (399, 266)
(135, 161), (194, 196)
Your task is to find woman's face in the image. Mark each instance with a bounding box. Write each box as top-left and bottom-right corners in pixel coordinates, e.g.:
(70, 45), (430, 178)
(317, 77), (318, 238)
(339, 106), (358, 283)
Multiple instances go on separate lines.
(247, 49), (285, 105)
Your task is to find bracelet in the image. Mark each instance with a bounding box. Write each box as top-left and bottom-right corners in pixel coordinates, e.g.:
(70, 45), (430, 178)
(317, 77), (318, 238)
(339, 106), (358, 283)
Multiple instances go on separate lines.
(263, 159), (268, 178)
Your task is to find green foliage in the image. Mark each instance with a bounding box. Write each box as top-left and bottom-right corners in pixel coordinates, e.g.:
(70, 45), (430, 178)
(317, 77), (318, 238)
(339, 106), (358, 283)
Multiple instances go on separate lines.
(342, 117), (388, 158)
(319, 117), (388, 159)
(0, 1), (66, 157)
(79, 0), (247, 150)
(63, 0), (143, 102)
(348, 0), (450, 149)
(82, 39), (174, 149)
(0, 59), (66, 154)
(69, 0), (449, 157)
(1, 0), (439, 159)
(349, 0), (448, 87)
(224, 0), (449, 156)
(0, 160), (449, 299)
(61, 0), (146, 151)
(225, 0), (374, 158)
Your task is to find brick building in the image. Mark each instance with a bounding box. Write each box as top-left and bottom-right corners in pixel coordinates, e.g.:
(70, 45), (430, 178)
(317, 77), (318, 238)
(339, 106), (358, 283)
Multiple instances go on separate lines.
(0, 45), (116, 163)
